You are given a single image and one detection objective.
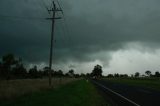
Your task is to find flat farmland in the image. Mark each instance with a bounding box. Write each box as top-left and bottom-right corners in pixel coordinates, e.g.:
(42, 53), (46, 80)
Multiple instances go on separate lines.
(0, 79), (107, 106)
(0, 78), (78, 100)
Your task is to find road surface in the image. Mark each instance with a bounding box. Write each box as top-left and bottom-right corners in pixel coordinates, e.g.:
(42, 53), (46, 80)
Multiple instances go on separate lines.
(91, 79), (160, 106)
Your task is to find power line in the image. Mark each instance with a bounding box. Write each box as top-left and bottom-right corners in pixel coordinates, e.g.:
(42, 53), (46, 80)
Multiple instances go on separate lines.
(0, 0), (52, 21)
(55, 0), (73, 48)
(46, 1), (62, 87)
(32, 0), (48, 16)
(56, 0), (64, 15)
(58, 21), (71, 48)
(58, 22), (70, 47)
(39, 0), (49, 13)
(0, 14), (46, 20)
(0, 0), (50, 21)
(50, 1), (71, 54)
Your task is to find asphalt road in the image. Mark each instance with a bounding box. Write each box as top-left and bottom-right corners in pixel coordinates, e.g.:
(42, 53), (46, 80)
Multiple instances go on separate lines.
(91, 79), (160, 106)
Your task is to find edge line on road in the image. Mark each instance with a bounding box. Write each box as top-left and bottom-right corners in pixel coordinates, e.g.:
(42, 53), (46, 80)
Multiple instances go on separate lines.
(92, 80), (141, 106)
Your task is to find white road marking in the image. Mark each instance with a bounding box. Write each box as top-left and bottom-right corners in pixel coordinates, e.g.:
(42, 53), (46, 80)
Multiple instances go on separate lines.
(92, 80), (141, 106)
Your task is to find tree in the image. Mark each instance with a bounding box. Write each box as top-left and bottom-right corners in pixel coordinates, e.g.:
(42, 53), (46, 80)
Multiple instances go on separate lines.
(135, 72), (140, 77)
(91, 64), (103, 78)
(12, 58), (27, 79)
(107, 74), (114, 78)
(85, 73), (90, 77)
(1, 54), (17, 80)
(69, 69), (74, 74)
(29, 66), (38, 78)
(57, 70), (63, 76)
(54, 70), (64, 77)
(43, 66), (49, 76)
(114, 73), (119, 78)
(119, 74), (128, 78)
(12, 63), (27, 78)
(67, 69), (74, 77)
(145, 70), (152, 77)
(0, 54), (28, 79)
(2, 54), (17, 65)
(0, 62), (3, 79)
(75, 74), (80, 78)
(155, 71), (160, 77)
(80, 73), (86, 77)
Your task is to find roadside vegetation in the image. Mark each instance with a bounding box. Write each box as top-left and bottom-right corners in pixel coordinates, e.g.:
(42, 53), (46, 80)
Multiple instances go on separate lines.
(0, 54), (82, 80)
(0, 54), (107, 106)
(2, 53), (160, 105)
(0, 78), (78, 100)
(0, 80), (107, 106)
(100, 68), (160, 91)
(103, 78), (160, 91)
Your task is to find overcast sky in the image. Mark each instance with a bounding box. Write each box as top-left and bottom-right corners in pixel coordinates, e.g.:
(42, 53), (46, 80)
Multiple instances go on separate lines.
(1, 0), (160, 75)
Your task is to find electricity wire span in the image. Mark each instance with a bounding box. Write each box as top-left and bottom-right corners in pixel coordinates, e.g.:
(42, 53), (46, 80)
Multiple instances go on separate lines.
(0, 0), (74, 81)
(56, 0), (74, 49)
(0, 15), (46, 20)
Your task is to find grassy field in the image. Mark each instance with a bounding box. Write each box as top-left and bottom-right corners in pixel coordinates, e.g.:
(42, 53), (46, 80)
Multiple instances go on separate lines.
(0, 79), (107, 106)
(0, 78), (78, 100)
(103, 78), (160, 91)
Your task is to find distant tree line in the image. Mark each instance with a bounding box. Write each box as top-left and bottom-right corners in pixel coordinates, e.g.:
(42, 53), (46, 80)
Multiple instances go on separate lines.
(0, 54), (82, 80)
(86, 64), (160, 79)
(106, 70), (160, 78)
(133, 70), (160, 78)
(1, 54), (160, 80)
(80, 64), (104, 79)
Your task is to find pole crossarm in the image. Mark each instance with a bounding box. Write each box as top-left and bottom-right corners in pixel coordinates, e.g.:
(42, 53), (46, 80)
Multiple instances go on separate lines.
(48, 9), (62, 12)
(47, 1), (62, 87)
(46, 17), (62, 20)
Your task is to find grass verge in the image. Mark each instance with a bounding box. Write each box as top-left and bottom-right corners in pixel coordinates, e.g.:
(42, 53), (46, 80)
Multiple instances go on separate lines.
(0, 79), (107, 106)
(0, 78), (77, 100)
(103, 78), (160, 91)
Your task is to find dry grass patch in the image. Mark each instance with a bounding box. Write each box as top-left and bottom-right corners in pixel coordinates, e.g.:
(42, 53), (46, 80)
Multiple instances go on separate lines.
(0, 78), (79, 100)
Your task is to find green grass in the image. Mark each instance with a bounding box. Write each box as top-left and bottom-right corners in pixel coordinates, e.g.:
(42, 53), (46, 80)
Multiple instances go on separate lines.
(0, 79), (107, 106)
(104, 78), (160, 91)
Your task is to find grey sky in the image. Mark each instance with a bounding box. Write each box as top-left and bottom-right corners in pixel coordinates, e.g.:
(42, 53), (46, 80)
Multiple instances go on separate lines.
(1, 0), (160, 75)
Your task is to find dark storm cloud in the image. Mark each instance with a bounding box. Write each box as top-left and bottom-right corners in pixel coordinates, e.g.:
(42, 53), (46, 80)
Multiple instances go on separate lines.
(0, 0), (51, 62)
(1, 0), (160, 64)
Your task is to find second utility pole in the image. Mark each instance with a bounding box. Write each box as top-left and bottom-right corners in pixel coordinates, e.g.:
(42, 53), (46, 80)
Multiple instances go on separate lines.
(47, 1), (62, 87)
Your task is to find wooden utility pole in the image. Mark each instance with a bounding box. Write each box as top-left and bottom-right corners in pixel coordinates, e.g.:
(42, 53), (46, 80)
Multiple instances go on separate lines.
(47, 1), (62, 86)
